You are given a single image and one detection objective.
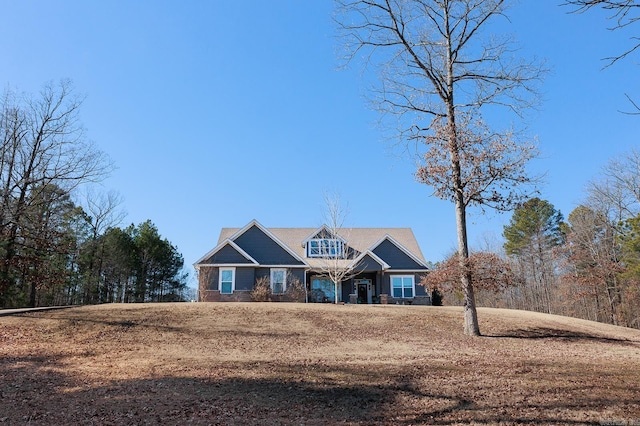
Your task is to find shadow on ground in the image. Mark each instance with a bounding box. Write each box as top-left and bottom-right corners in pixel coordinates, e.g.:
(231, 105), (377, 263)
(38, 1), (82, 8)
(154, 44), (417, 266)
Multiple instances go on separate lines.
(0, 351), (634, 425)
(485, 326), (638, 346)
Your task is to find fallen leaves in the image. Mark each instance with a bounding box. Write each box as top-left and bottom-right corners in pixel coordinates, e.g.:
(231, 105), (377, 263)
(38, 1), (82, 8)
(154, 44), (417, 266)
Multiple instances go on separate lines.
(0, 302), (639, 424)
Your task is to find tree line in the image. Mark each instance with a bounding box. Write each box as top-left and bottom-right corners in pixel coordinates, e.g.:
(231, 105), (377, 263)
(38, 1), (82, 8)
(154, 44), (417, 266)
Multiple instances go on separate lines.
(0, 81), (188, 308)
(425, 149), (640, 329)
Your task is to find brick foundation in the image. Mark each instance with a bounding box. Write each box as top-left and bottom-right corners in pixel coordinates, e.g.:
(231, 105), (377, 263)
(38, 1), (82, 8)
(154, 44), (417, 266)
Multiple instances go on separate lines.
(200, 290), (252, 302)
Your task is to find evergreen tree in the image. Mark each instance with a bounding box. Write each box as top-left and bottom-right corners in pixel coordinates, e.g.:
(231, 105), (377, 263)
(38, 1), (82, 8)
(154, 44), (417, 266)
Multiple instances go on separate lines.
(503, 198), (564, 313)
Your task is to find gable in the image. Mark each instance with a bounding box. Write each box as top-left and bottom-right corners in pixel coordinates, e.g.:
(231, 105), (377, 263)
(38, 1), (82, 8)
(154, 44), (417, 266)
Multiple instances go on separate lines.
(357, 253), (385, 271)
(202, 243), (255, 265)
(305, 226), (344, 242)
(372, 238), (427, 270)
(233, 224), (305, 265)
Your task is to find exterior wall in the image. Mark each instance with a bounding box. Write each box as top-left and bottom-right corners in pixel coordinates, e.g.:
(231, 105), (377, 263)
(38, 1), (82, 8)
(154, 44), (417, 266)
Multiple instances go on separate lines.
(341, 278), (351, 303)
(200, 290), (252, 302)
(198, 266), (256, 292)
(357, 255), (383, 271)
(234, 225), (304, 265)
(198, 266), (306, 302)
(381, 272), (431, 305)
(372, 239), (426, 270)
(253, 268), (304, 286)
(203, 244), (254, 264)
(198, 266), (219, 292)
(235, 268), (256, 291)
(288, 269), (305, 287)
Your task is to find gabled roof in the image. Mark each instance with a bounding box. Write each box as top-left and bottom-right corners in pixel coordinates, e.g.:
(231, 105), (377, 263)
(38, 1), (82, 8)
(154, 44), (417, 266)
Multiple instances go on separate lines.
(227, 219), (307, 265)
(196, 219), (308, 268)
(349, 250), (391, 270)
(204, 221), (428, 270)
(369, 234), (430, 269)
(301, 225), (346, 246)
(266, 227), (427, 265)
(194, 239), (259, 268)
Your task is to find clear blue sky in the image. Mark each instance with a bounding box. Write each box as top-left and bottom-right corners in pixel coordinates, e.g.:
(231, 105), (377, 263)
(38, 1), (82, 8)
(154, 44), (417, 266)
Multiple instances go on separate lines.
(1, 1), (637, 285)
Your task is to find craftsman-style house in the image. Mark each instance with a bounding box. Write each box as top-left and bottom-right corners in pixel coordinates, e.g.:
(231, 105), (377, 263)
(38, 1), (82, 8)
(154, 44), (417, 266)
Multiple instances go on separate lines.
(194, 220), (431, 304)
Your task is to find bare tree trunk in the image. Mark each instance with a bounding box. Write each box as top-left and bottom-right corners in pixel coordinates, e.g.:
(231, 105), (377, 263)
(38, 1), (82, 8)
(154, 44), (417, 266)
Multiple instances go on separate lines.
(449, 112), (480, 335)
(455, 198), (480, 335)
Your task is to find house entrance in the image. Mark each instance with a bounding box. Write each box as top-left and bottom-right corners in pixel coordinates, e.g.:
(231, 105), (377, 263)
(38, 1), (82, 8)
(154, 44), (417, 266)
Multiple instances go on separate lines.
(355, 279), (372, 304)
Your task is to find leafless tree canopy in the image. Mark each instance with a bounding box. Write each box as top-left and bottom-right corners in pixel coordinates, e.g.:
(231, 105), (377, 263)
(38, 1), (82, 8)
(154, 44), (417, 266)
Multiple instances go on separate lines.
(586, 148), (640, 222)
(0, 80), (114, 306)
(313, 192), (364, 304)
(336, 0), (544, 135)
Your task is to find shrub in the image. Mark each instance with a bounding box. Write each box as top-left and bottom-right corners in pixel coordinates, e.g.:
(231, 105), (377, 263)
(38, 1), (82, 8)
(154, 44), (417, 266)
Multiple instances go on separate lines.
(285, 275), (306, 303)
(251, 276), (272, 302)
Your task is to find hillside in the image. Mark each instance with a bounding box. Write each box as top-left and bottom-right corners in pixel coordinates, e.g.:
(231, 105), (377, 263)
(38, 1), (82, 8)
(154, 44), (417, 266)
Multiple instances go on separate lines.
(1, 303), (639, 425)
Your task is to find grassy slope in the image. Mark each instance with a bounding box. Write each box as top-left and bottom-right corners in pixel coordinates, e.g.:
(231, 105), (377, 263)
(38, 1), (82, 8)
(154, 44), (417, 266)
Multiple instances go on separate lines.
(1, 303), (639, 425)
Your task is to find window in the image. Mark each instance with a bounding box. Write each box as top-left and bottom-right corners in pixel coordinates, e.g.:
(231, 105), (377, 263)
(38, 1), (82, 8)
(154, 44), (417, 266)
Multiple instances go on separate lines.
(308, 239), (344, 258)
(219, 268), (235, 294)
(310, 278), (335, 302)
(270, 268), (287, 294)
(391, 275), (414, 298)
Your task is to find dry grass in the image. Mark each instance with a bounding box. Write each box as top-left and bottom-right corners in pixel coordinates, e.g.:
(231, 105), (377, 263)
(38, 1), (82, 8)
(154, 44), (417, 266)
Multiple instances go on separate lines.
(1, 303), (640, 425)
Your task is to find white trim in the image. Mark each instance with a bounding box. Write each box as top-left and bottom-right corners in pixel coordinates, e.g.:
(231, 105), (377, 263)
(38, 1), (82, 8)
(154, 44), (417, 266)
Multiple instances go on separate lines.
(197, 263), (256, 268)
(307, 238), (344, 258)
(219, 267), (236, 294)
(301, 225), (346, 246)
(193, 239), (259, 267)
(368, 235), (430, 269)
(349, 250), (390, 270)
(270, 268), (287, 294)
(199, 264), (307, 268)
(390, 274), (415, 299)
(228, 220), (308, 265)
(259, 265), (308, 268)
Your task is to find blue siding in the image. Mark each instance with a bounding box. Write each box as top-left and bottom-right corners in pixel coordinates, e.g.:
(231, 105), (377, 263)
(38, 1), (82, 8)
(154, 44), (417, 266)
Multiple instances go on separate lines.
(204, 243), (254, 264)
(235, 267), (256, 291)
(256, 267), (305, 287)
(234, 225), (304, 265)
(201, 267), (256, 291)
(201, 267), (218, 291)
(372, 239), (427, 270)
(288, 269), (305, 286)
(381, 273), (428, 296)
(357, 254), (384, 271)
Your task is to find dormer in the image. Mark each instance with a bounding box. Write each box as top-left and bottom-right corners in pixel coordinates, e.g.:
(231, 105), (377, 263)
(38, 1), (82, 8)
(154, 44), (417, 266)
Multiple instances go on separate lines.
(302, 225), (347, 259)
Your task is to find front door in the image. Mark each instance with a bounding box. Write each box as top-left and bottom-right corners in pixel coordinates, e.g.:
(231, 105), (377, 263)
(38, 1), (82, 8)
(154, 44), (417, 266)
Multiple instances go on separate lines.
(356, 279), (372, 304)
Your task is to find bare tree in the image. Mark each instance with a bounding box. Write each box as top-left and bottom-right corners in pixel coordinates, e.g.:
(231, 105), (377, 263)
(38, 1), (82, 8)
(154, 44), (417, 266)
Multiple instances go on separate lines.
(0, 80), (113, 306)
(312, 192), (363, 304)
(561, 205), (624, 324)
(586, 148), (640, 229)
(79, 188), (126, 303)
(336, 0), (544, 335)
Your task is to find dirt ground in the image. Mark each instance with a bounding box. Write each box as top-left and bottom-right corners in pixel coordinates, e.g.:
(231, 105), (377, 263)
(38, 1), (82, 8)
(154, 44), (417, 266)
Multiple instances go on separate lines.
(1, 303), (639, 425)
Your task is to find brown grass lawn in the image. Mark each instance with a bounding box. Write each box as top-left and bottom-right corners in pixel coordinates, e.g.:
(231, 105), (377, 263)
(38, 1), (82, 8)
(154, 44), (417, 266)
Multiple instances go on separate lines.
(1, 303), (640, 425)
